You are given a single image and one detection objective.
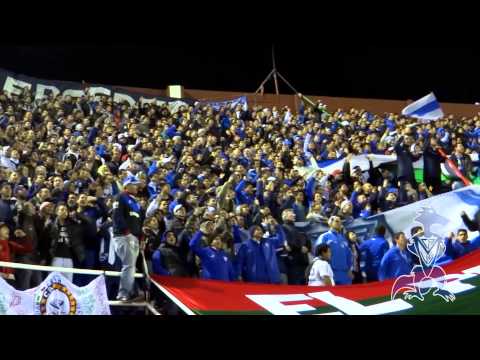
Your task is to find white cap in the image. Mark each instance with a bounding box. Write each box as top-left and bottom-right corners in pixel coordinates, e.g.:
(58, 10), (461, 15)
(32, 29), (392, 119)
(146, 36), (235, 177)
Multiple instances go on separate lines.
(207, 206), (216, 214)
(173, 204), (184, 213)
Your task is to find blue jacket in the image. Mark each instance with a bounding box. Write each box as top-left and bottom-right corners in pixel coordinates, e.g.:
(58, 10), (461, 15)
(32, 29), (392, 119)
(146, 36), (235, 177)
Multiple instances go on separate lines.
(189, 231), (236, 281)
(87, 127), (99, 145)
(444, 237), (480, 260)
(315, 230), (353, 285)
(0, 199), (14, 229)
(165, 125), (180, 138)
(359, 235), (390, 281)
(234, 180), (255, 206)
(305, 176), (316, 208)
(350, 191), (366, 219)
(232, 224), (250, 255)
(235, 227), (284, 284)
(378, 246), (413, 281)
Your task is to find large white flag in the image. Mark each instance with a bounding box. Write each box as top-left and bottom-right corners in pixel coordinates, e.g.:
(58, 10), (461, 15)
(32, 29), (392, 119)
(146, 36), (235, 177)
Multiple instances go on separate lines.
(402, 92), (444, 121)
(0, 272), (111, 315)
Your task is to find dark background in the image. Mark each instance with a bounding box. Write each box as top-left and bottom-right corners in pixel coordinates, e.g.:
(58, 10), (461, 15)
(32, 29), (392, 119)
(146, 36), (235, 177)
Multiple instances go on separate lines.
(0, 44), (478, 103)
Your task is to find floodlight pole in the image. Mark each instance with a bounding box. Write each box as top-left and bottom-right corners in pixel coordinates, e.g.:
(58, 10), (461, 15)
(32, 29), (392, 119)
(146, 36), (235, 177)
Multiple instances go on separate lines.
(255, 45), (301, 97)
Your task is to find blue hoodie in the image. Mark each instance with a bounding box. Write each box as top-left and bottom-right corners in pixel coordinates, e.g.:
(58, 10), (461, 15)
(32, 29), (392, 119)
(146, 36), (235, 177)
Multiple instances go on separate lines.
(189, 231), (236, 281)
(359, 235), (390, 281)
(314, 230), (353, 285)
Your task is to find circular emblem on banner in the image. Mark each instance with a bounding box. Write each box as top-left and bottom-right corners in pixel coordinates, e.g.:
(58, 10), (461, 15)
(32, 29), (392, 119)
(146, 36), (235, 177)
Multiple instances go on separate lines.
(38, 283), (77, 315)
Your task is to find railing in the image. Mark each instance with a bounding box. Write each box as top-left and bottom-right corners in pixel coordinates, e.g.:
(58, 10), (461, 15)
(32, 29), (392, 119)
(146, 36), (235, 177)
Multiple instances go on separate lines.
(0, 261), (161, 315)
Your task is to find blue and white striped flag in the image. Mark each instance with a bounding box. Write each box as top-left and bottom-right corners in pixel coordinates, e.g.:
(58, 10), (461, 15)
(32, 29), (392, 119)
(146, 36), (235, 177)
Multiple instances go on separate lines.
(402, 92), (444, 121)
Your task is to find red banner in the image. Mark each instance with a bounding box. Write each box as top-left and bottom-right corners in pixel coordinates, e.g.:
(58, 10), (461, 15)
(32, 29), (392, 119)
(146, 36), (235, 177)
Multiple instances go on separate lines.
(152, 250), (480, 315)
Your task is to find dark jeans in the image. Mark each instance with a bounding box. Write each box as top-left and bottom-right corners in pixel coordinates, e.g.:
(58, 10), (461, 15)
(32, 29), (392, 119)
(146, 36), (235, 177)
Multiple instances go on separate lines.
(74, 249), (99, 287)
(287, 265), (307, 285)
(352, 271), (364, 284)
(424, 176), (442, 195)
(14, 254), (43, 290)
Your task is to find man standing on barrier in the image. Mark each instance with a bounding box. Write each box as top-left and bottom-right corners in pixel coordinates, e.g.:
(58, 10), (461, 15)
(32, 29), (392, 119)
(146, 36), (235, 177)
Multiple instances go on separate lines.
(112, 175), (145, 302)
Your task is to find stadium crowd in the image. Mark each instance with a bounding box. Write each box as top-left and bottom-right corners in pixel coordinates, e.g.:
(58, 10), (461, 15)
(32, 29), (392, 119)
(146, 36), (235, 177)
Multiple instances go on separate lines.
(0, 87), (479, 304)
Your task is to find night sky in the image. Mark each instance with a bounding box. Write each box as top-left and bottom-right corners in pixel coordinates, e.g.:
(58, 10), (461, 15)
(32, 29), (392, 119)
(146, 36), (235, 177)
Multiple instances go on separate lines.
(0, 44), (478, 103)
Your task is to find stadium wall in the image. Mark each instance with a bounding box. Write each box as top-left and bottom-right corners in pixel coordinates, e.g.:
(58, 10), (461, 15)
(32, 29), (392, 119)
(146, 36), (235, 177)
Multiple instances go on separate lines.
(117, 85), (480, 118)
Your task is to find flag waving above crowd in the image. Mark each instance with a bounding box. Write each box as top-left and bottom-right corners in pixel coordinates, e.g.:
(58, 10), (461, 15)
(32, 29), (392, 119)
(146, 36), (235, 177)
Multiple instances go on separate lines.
(402, 92), (444, 121)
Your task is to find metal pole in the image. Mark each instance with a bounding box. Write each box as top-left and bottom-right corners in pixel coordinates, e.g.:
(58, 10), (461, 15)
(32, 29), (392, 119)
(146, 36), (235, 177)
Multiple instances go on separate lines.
(0, 261), (144, 278)
(277, 72), (300, 95)
(273, 72), (280, 95)
(272, 46), (280, 95)
(255, 69), (275, 94)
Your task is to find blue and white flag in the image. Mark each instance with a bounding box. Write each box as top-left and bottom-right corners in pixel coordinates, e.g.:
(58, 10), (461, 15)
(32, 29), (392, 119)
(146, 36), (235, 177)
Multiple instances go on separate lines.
(402, 92), (444, 121)
(201, 96), (248, 112)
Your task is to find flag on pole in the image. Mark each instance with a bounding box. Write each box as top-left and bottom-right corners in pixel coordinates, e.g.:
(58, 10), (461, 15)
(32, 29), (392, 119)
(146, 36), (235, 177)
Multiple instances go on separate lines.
(402, 92), (444, 121)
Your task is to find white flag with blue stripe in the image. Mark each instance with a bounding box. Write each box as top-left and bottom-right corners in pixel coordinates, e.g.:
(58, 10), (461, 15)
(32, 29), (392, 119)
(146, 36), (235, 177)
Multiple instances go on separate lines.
(402, 92), (444, 121)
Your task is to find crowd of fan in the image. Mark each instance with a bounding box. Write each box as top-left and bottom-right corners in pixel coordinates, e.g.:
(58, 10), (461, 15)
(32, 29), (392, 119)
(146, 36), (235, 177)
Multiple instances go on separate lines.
(0, 88), (479, 302)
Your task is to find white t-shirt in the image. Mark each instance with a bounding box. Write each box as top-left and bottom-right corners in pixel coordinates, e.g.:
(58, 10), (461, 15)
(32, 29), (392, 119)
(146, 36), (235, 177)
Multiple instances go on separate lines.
(308, 258), (335, 287)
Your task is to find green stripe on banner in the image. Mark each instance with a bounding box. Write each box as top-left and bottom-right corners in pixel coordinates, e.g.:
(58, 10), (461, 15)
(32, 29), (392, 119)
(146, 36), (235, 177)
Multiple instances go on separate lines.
(414, 169), (424, 183)
(415, 169), (480, 186)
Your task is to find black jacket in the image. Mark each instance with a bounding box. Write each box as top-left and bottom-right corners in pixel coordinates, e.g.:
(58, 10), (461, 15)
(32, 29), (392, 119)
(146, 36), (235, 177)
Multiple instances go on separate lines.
(394, 137), (421, 185)
(423, 143), (444, 180)
(158, 243), (189, 277)
(461, 211), (480, 232)
(50, 218), (86, 264)
(281, 222), (310, 268)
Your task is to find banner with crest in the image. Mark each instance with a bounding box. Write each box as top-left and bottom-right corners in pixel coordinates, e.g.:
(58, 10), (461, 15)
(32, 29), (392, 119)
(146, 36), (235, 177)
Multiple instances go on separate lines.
(0, 272), (111, 315)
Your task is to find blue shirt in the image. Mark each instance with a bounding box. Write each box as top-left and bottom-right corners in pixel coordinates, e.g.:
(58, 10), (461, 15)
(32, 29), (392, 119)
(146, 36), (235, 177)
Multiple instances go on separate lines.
(378, 246), (413, 281)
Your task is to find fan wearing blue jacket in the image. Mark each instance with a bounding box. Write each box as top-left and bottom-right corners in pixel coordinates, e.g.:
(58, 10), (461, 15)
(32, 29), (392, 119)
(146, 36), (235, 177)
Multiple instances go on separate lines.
(444, 229), (480, 260)
(314, 216), (353, 285)
(378, 232), (413, 281)
(359, 225), (390, 282)
(189, 221), (236, 282)
(235, 217), (285, 284)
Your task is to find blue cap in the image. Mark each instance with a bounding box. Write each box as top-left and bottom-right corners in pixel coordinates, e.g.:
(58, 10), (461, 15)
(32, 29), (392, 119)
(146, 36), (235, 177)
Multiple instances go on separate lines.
(387, 187), (398, 195)
(123, 175), (141, 187)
